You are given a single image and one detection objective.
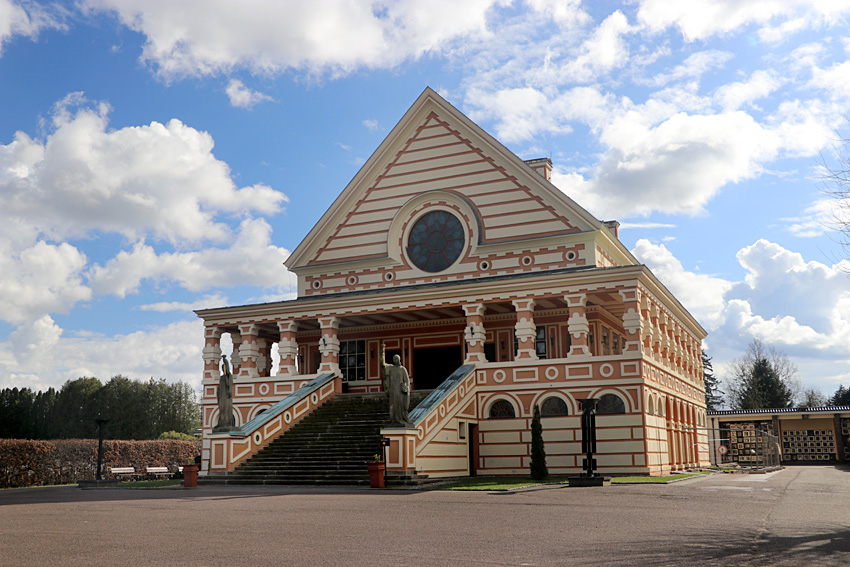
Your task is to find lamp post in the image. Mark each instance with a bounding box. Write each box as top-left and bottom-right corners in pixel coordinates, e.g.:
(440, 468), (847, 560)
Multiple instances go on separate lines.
(95, 418), (109, 481)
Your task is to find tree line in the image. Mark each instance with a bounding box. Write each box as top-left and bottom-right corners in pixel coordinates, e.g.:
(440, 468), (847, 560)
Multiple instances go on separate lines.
(0, 376), (200, 440)
(703, 339), (850, 411)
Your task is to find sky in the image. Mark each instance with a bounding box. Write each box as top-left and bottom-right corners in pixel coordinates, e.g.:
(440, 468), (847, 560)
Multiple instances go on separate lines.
(1, 0), (850, 404)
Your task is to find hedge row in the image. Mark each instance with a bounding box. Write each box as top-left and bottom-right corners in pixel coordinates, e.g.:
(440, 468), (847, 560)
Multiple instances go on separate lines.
(0, 438), (201, 488)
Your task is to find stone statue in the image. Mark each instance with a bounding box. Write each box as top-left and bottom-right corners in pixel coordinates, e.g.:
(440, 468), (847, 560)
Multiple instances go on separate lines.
(214, 354), (236, 432)
(381, 344), (413, 427)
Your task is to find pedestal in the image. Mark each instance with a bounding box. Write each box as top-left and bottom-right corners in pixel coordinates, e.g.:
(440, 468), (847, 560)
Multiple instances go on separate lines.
(183, 464), (200, 488)
(368, 462), (386, 488)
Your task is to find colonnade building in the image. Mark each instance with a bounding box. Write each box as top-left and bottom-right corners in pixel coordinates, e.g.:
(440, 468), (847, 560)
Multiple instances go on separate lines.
(196, 88), (709, 479)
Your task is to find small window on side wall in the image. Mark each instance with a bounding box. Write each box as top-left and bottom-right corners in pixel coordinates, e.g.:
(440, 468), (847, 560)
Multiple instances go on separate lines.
(540, 397), (568, 417)
(489, 399), (516, 419)
(597, 394), (626, 414)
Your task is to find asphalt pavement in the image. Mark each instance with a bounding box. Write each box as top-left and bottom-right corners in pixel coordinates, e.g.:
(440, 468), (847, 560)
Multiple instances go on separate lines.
(1, 466), (848, 566)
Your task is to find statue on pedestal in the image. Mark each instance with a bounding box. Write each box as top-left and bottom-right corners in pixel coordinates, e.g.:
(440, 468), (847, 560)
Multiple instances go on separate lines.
(381, 344), (413, 427)
(214, 354), (237, 432)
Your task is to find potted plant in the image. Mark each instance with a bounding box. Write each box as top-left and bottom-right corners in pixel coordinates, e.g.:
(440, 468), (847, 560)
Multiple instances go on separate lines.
(182, 458), (200, 488)
(367, 454), (386, 488)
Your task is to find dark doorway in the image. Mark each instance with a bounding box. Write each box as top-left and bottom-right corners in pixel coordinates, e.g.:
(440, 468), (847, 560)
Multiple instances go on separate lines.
(413, 345), (462, 390)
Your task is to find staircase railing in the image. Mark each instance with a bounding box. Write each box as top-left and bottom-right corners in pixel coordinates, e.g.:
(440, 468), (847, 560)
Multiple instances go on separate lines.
(205, 373), (341, 473)
(381, 364), (477, 477)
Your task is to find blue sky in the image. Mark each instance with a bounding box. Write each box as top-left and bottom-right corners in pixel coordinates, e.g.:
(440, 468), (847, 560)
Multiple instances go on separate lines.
(1, 0), (849, 403)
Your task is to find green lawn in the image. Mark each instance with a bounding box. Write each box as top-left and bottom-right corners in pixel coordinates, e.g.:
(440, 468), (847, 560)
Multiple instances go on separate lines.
(116, 478), (184, 488)
(436, 472), (712, 490)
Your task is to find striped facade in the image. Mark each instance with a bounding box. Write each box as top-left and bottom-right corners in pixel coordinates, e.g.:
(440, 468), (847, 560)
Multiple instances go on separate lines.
(197, 88), (709, 479)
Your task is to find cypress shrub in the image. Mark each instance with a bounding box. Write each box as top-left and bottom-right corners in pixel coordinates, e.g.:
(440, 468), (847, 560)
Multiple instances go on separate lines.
(530, 404), (548, 480)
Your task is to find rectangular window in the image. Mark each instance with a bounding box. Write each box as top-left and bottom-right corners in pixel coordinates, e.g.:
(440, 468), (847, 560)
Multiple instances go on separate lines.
(339, 340), (366, 381)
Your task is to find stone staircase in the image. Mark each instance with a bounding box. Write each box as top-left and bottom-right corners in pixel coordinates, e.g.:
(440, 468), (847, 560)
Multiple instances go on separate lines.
(200, 392), (432, 486)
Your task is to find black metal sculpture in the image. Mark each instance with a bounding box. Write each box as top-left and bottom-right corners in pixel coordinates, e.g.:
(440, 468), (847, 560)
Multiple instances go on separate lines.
(578, 398), (599, 477)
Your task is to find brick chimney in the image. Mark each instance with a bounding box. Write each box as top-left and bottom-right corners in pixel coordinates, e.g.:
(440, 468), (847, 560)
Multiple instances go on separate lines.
(603, 220), (620, 239)
(524, 157), (552, 181)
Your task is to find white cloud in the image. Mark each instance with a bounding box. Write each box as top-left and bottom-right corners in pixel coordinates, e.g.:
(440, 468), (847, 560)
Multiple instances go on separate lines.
(636, 0), (850, 42)
(1, 319), (207, 391)
(139, 293), (230, 313)
(714, 69), (782, 111)
(525, 0), (589, 26)
(363, 119), (379, 131)
(225, 79), (273, 108)
(82, 0), (500, 79)
(632, 239), (733, 330)
(562, 110), (778, 219)
(0, 0), (66, 56)
(559, 10), (632, 83)
(650, 50), (733, 87)
(88, 218), (291, 296)
(635, 238), (850, 392)
(0, 239), (91, 325)
(0, 93), (288, 245)
(618, 222), (676, 230)
(782, 198), (847, 238)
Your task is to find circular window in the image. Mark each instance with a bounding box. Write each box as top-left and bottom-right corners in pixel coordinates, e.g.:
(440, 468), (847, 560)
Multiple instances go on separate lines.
(406, 210), (465, 272)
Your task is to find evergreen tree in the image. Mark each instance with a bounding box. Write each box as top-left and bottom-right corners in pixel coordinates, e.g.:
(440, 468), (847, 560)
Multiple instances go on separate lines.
(702, 351), (723, 410)
(0, 376), (200, 440)
(728, 342), (795, 410)
(829, 385), (850, 406)
(529, 404), (548, 481)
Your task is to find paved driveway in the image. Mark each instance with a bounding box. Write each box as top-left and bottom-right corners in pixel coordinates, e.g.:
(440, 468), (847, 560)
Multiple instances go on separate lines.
(1, 466), (848, 566)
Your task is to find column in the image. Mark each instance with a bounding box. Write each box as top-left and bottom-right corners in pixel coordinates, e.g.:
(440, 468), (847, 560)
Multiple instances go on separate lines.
(463, 304), (487, 363)
(237, 324), (260, 378)
(618, 288), (643, 355)
(512, 298), (537, 360)
(257, 338), (271, 377)
(277, 321), (299, 376)
(230, 332), (242, 375)
(565, 293), (590, 357)
(202, 324), (223, 382)
(318, 316), (340, 374)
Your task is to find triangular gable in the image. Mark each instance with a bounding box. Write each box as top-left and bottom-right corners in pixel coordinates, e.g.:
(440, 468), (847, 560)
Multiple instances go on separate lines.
(286, 88), (606, 270)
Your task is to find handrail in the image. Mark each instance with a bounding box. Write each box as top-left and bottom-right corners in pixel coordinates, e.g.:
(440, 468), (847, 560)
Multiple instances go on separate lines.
(227, 373), (336, 437)
(408, 364), (476, 426)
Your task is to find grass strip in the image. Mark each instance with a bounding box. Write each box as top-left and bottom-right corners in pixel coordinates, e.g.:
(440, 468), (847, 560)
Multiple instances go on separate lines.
(438, 471), (713, 490)
(117, 479), (184, 488)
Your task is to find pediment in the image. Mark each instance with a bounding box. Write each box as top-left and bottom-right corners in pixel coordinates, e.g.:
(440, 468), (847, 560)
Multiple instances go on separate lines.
(286, 88), (604, 271)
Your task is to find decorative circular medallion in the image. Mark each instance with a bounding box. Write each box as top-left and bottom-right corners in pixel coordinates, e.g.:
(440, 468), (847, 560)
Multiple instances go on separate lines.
(259, 383), (269, 396)
(283, 411), (292, 424)
(311, 393), (319, 404)
(407, 210), (465, 272)
(600, 363), (614, 377)
(545, 366), (559, 380)
(493, 369), (506, 383)
(253, 432), (262, 445)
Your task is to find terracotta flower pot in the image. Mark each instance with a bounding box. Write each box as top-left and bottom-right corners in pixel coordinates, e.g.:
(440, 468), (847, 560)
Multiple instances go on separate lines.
(182, 464), (200, 488)
(367, 462), (386, 488)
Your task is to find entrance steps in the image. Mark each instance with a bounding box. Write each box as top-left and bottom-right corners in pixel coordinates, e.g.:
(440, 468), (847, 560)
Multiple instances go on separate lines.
(200, 391), (432, 486)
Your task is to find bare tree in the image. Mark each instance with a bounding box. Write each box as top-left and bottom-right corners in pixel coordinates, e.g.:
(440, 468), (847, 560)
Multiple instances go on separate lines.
(800, 387), (828, 408)
(820, 139), (850, 267)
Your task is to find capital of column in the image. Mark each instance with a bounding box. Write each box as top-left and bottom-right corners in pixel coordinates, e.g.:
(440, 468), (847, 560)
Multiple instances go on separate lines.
(511, 298), (536, 312)
(462, 303), (486, 318)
